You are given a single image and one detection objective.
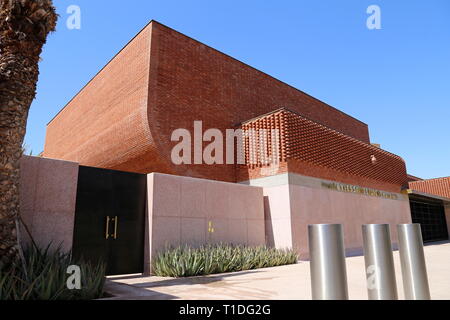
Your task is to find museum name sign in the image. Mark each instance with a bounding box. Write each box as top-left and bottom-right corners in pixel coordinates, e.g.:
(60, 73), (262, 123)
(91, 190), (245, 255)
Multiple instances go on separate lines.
(321, 182), (399, 200)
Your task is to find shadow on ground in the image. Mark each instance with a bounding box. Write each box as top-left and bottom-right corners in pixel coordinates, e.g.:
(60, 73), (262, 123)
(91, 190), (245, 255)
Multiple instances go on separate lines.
(103, 269), (267, 299)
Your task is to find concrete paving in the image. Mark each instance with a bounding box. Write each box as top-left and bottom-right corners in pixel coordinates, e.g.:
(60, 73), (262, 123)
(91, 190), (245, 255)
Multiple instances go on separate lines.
(103, 241), (450, 300)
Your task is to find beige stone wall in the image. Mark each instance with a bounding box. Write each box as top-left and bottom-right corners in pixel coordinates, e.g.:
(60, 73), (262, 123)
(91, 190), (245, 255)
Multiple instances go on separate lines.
(19, 156), (79, 252)
(18, 156), (414, 271)
(247, 172), (412, 259)
(263, 184), (293, 249)
(289, 183), (411, 259)
(145, 173), (265, 274)
(19, 160), (265, 273)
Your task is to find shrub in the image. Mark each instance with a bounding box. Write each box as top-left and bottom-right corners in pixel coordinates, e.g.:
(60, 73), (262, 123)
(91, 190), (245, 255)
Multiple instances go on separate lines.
(152, 244), (298, 277)
(0, 244), (105, 300)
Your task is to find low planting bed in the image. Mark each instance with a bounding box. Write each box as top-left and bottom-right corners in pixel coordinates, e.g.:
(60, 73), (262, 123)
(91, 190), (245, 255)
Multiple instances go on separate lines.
(152, 244), (298, 277)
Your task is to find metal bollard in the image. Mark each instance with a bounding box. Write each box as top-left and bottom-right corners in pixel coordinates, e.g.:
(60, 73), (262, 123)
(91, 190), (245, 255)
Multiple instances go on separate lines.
(362, 224), (398, 300)
(308, 224), (349, 300)
(397, 224), (431, 300)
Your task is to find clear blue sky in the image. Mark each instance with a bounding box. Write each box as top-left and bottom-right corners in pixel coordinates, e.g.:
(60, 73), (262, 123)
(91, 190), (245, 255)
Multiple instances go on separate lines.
(25, 0), (450, 179)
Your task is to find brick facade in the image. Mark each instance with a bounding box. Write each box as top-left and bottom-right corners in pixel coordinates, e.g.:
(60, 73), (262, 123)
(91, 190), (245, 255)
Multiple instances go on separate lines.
(44, 25), (157, 173)
(43, 21), (405, 192)
(239, 108), (407, 192)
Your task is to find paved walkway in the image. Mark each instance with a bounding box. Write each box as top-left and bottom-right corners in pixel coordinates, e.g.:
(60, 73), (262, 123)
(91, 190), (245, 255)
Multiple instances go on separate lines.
(104, 241), (450, 300)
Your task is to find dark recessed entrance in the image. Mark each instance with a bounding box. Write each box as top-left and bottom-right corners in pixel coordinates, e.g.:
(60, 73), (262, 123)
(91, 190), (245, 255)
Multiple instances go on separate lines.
(72, 166), (147, 275)
(409, 194), (449, 243)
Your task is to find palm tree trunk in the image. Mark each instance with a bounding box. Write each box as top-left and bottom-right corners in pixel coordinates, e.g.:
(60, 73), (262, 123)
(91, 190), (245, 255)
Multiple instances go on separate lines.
(0, 0), (57, 270)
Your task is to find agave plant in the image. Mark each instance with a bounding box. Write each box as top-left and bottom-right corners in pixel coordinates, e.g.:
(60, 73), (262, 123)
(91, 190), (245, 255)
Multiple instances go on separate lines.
(0, 244), (106, 300)
(152, 243), (298, 277)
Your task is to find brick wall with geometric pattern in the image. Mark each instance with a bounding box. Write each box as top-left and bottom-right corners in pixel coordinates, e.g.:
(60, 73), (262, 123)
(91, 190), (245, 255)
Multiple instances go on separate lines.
(239, 108), (407, 192)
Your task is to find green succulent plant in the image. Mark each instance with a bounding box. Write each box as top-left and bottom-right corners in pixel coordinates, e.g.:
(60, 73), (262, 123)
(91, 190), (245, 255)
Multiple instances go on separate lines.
(0, 244), (105, 300)
(152, 244), (298, 277)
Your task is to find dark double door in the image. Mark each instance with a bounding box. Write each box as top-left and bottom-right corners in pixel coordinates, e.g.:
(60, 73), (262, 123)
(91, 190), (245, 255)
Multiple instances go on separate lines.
(72, 166), (147, 275)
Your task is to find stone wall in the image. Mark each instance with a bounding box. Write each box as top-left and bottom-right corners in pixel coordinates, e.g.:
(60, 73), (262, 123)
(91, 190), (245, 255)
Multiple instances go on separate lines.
(246, 172), (412, 259)
(145, 173), (265, 274)
(19, 156), (79, 252)
(19, 156), (415, 272)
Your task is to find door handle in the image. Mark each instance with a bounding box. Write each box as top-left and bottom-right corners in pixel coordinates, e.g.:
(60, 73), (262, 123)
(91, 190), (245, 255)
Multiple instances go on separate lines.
(113, 216), (118, 240)
(105, 216), (110, 239)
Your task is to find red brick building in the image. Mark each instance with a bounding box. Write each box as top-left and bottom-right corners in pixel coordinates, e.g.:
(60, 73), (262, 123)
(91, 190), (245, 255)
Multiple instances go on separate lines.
(44, 21), (406, 193)
(41, 21), (448, 256)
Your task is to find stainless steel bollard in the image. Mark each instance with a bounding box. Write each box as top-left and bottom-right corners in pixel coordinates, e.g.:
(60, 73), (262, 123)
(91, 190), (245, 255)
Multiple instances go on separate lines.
(308, 224), (348, 300)
(362, 224), (398, 300)
(397, 224), (431, 300)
